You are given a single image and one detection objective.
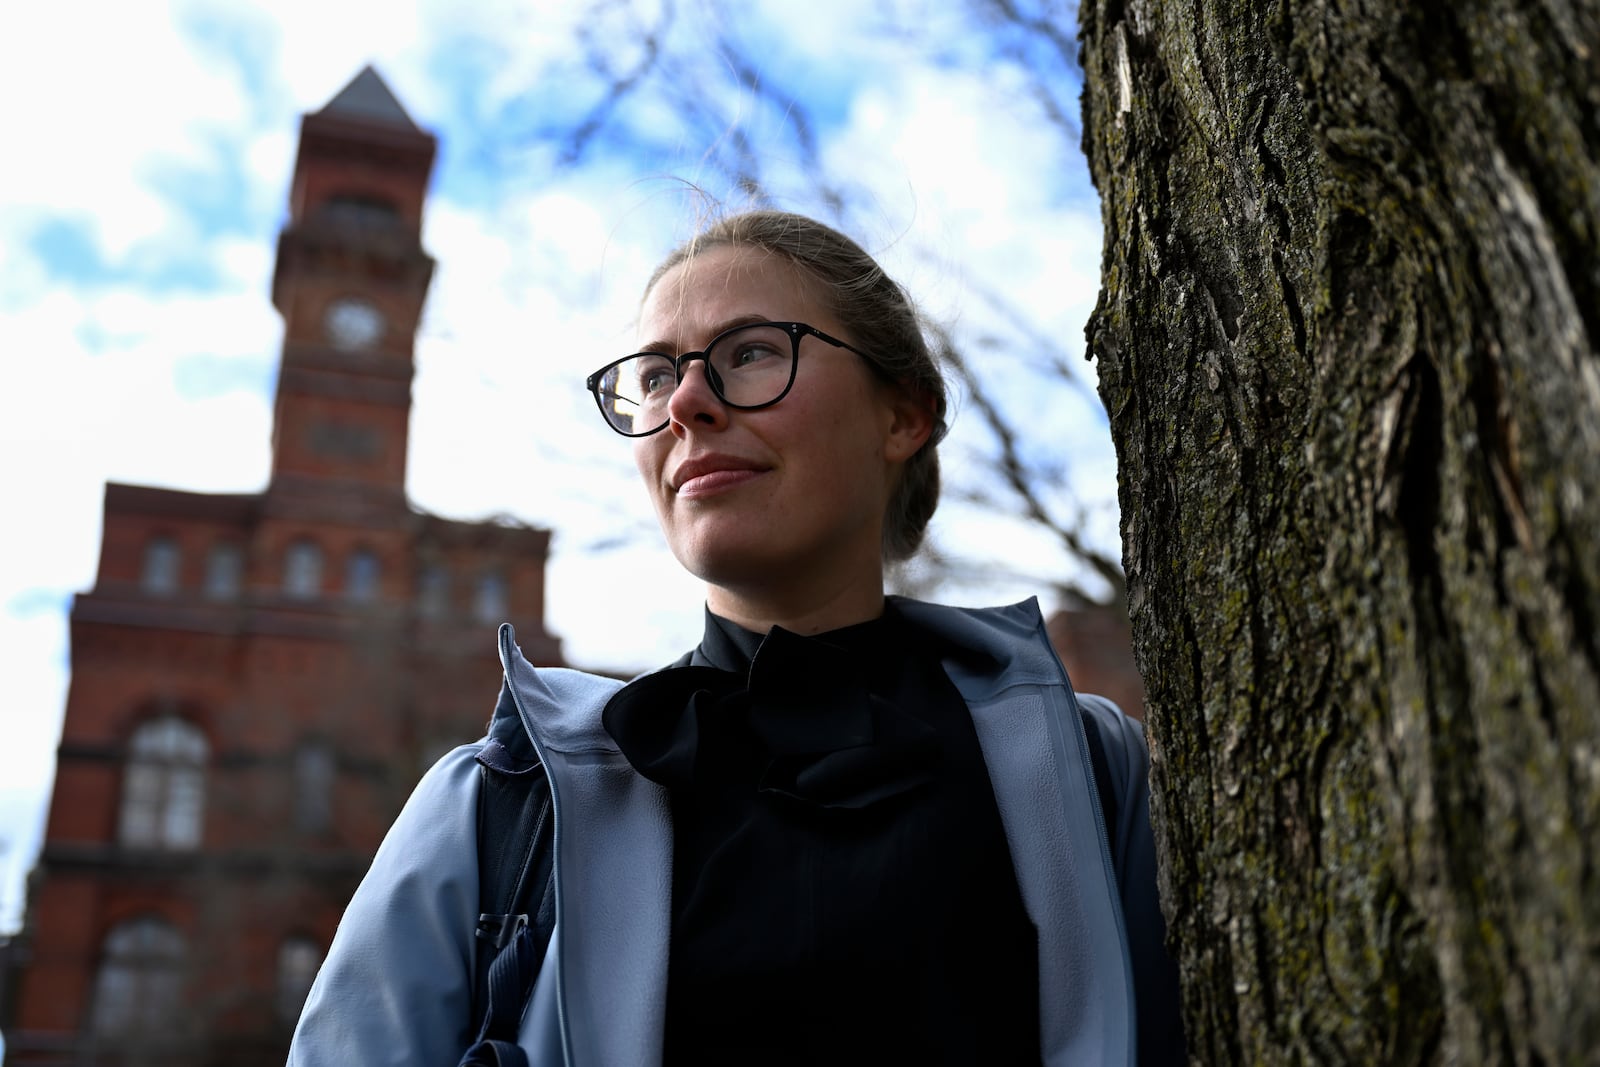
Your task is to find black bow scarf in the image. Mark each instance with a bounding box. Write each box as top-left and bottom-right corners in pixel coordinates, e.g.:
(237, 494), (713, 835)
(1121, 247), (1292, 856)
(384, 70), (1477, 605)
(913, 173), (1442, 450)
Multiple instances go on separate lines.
(604, 609), (1045, 1064)
(601, 622), (941, 814)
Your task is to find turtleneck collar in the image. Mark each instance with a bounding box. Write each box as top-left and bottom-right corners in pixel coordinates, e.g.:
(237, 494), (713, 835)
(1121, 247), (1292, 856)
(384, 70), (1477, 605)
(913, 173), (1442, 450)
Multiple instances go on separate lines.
(697, 604), (905, 678)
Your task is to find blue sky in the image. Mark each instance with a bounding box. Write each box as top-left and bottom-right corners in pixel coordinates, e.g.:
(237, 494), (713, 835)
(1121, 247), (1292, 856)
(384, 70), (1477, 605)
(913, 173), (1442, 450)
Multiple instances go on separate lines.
(0, 0), (1114, 932)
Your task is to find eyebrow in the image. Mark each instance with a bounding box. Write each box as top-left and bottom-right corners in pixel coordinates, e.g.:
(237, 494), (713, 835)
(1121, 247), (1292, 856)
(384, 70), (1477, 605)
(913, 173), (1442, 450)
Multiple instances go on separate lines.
(636, 313), (772, 355)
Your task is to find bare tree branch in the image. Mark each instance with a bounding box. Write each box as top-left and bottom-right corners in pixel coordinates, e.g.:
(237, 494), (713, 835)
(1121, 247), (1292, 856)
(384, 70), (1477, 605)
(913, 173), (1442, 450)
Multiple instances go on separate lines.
(560, 0), (677, 164)
(932, 323), (1126, 602)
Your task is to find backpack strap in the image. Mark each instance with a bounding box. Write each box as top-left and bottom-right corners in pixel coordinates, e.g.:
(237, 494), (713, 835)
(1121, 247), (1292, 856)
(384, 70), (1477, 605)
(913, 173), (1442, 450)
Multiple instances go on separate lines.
(458, 686), (556, 1067)
(1077, 706), (1120, 848)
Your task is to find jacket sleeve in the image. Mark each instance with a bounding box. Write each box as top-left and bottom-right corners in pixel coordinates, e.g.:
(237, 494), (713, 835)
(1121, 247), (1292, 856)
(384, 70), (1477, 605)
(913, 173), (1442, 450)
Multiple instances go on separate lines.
(287, 744), (484, 1067)
(1076, 694), (1188, 1067)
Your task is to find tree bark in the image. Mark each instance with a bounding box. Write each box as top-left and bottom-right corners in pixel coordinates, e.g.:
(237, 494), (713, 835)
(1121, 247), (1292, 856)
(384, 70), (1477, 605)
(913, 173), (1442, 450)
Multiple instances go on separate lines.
(1079, 1), (1600, 1062)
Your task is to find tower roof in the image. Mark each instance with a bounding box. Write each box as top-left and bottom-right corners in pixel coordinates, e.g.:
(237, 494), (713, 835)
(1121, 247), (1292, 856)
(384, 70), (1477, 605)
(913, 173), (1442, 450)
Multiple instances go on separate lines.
(316, 65), (419, 130)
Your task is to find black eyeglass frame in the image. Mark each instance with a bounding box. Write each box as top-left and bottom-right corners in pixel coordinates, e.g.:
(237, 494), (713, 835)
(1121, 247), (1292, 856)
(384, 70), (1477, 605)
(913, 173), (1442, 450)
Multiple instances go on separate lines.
(584, 321), (876, 438)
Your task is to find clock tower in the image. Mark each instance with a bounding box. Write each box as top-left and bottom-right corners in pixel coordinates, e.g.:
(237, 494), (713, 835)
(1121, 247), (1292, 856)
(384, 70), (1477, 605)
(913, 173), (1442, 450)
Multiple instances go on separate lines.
(269, 65), (436, 504)
(2, 68), (563, 1067)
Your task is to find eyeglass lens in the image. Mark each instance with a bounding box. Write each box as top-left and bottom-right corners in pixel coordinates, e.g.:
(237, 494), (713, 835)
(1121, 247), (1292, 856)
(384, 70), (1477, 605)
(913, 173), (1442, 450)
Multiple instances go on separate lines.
(595, 323), (796, 435)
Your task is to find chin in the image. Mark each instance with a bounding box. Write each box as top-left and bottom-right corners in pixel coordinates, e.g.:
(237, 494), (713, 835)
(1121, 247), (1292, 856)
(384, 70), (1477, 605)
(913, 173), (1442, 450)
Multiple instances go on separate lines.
(665, 510), (770, 569)
(672, 540), (776, 591)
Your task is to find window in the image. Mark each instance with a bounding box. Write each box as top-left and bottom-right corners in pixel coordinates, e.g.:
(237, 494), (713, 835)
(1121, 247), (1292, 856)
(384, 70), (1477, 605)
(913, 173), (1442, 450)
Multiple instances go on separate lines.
(276, 936), (323, 1024)
(474, 569), (508, 624)
(119, 716), (207, 850)
(204, 543), (242, 599)
(91, 917), (187, 1037)
(320, 193), (400, 230)
(284, 540), (323, 599)
(294, 742), (335, 835)
(418, 563), (449, 619)
(345, 549), (380, 603)
(141, 537), (180, 595)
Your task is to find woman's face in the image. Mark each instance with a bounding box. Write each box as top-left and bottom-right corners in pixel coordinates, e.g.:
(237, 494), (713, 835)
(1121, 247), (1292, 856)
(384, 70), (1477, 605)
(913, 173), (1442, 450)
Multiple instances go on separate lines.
(632, 245), (924, 604)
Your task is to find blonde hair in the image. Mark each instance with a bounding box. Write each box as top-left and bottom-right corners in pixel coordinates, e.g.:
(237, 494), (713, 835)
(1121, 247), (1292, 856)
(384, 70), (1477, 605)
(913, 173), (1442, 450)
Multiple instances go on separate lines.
(646, 210), (948, 562)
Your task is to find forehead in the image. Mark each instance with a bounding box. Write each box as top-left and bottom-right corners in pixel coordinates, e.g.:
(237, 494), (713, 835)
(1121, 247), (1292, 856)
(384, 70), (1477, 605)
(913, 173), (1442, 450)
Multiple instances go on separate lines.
(638, 245), (831, 342)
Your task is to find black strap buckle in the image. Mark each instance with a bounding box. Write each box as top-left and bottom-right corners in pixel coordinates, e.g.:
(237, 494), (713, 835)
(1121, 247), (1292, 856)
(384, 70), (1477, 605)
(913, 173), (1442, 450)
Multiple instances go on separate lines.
(475, 912), (529, 951)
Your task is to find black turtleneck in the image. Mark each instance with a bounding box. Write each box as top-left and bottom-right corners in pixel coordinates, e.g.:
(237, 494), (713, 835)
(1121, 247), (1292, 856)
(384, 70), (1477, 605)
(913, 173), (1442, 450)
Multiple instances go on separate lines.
(602, 604), (1041, 1065)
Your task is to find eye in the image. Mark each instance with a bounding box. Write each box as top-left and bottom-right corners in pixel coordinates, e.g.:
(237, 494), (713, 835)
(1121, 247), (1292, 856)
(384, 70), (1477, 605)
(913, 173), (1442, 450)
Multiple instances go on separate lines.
(631, 357), (676, 398)
(730, 342), (783, 368)
(708, 325), (790, 379)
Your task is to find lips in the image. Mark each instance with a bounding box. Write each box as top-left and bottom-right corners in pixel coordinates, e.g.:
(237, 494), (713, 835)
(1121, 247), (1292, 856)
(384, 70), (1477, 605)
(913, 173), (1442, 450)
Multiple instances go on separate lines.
(671, 453), (771, 495)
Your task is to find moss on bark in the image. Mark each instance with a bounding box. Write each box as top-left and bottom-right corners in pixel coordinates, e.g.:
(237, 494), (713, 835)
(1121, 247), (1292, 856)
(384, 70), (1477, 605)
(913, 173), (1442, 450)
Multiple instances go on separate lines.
(1079, 0), (1600, 1062)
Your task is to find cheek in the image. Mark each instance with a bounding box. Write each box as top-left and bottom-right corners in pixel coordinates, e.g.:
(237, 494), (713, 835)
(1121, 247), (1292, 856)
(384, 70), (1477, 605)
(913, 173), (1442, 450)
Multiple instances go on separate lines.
(632, 442), (668, 507)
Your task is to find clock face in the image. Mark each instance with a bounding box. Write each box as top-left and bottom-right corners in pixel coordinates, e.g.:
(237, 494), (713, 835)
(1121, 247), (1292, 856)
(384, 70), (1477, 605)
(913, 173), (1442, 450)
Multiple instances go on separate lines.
(323, 297), (386, 350)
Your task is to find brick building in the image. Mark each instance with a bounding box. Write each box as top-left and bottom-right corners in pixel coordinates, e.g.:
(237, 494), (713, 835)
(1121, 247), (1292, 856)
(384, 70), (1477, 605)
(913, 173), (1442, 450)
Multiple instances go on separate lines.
(1, 68), (562, 1066)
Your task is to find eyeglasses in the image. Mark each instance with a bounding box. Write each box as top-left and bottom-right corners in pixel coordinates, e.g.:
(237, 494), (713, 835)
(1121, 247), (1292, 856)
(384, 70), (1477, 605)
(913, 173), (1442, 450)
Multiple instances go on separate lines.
(585, 321), (874, 437)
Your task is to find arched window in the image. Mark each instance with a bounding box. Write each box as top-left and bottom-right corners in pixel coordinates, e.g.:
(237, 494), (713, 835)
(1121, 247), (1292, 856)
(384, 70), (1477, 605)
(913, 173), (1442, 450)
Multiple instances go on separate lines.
(276, 936), (323, 1023)
(141, 537), (181, 595)
(284, 540), (323, 599)
(345, 548), (380, 603)
(204, 543), (242, 600)
(474, 569), (508, 624)
(119, 716), (207, 850)
(294, 742), (335, 835)
(91, 916), (187, 1037)
(418, 563), (450, 619)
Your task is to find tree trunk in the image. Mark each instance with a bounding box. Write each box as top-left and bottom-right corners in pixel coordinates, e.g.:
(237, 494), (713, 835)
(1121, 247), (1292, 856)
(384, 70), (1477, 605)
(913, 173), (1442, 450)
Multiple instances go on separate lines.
(1078, 1), (1600, 1062)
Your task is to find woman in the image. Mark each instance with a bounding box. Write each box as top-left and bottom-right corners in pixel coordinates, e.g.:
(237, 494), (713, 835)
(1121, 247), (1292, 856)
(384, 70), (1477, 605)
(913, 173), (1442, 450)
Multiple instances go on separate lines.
(289, 211), (1183, 1065)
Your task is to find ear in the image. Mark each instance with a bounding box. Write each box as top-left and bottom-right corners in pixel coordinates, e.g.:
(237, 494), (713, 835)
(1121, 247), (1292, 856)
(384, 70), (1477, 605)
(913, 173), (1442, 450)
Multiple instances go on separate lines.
(881, 383), (938, 464)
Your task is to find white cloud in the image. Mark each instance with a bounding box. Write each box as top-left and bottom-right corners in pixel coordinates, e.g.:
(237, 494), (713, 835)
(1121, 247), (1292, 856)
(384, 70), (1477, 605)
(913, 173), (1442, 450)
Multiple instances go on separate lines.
(0, 5), (248, 255)
(0, 604), (69, 932)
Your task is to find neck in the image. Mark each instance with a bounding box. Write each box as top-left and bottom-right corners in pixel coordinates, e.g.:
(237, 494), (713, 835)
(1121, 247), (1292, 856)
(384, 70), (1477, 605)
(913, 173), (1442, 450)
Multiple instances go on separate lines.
(706, 576), (887, 637)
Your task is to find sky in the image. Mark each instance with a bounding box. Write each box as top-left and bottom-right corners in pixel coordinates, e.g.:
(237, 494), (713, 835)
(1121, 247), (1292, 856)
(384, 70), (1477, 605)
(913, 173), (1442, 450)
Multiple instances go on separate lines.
(0, 0), (1114, 932)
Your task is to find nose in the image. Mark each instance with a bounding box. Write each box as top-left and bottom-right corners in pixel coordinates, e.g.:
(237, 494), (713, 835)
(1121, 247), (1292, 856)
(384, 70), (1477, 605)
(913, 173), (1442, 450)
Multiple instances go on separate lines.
(666, 357), (728, 436)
